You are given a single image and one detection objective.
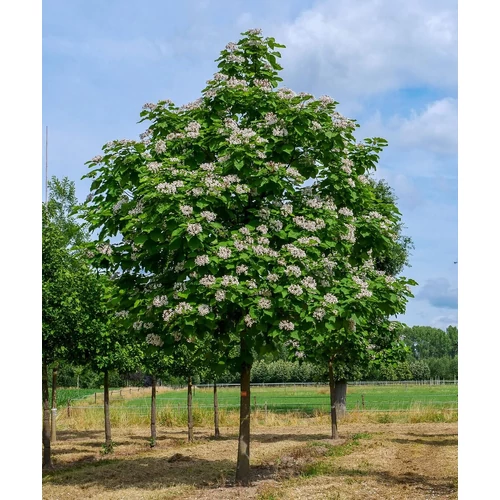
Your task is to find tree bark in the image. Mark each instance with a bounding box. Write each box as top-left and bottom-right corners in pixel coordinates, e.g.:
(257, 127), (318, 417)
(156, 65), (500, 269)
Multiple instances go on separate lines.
(42, 361), (52, 468)
(103, 370), (112, 450)
(187, 376), (193, 442)
(50, 363), (58, 443)
(328, 361), (338, 440)
(334, 379), (347, 419)
(213, 380), (220, 438)
(150, 375), (157, 447)
(235, 361), (252, 485)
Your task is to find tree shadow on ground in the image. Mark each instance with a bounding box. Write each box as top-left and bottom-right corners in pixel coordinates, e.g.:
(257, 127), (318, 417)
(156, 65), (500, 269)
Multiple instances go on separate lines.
(389, 437), (458, 446)
(334, 467), (457, 495)
(42, 454), (280, 490)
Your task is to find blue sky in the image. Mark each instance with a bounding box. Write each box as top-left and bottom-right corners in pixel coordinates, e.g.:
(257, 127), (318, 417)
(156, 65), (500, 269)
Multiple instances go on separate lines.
(42, 0), (458, 330)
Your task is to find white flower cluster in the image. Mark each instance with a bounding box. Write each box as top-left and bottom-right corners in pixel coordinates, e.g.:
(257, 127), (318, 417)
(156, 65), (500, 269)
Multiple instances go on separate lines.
(254, 79), (272, 91)
(258, 297), (272, 309)
(276, 87), (296, 99)
(264, 112), (278, 125)
(133, 321), (143, 330)
(285, 265), (301, 277)
(227, 77), (248, 88)
(180, 205), (193, 216)
(244, 314), (256, 327)
(156, 180), (184, 194)
(185, 121), (201, 138)
(297, 236), (321, 246)
(341, 157), (354, 174)
(200, 162), (215, 171)
(283, 244), (306, 259)
(187, 223), (203, 236)
(153, 295), (168, 307)
(195, 254), (210, 266)
(222, 275), (239, 287)
(256, 225), (268, 234)
(236, 265), (248, 275)
(155, 140), (166, 154)
(227, 54), (245, 63)
(148, 161), (162, 173)
(353, 276), (372, 299)
(341, 224), (356, 243)
(272, 127), (288, 137)
(162, 309), (175, 323)
(301, 276), (317, 290)
(279, 320), (294, 331)
(175, 302), (193, 314)
(281, 204), (293, 216)
(323, 293), (338, 305)
(293, 216), (325, 232)
(288, 284), (303, 296)
(338, 207), (353, 217)
(199, 275), (216, 286)
(217, 247), (232, 259)
(313, 308), (326, 321)
(113, 195), (129, 214)
(215, 290), (226, 301)
(115, 310), (129, 318)
(97, 243), (113, 255)
(247, 280), (257, 289)
(347, 178), (356, 188)
(267, 273), (279, 282)
(198, 304), (211, 316)
(305, 198), (323, 209)
(146, 333), (164, 347)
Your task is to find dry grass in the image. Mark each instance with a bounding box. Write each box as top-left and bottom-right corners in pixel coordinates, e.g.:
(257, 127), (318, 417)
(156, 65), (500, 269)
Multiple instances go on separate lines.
(43, 421), (457, 499)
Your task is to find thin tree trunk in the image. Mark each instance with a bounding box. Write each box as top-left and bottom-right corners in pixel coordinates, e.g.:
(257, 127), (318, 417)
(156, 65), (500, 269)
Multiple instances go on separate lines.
(42, 361), (52, 468)
(328, 361), (338, 440)
(50, 363), (58, 443)
(187, 376), (193, 442)
(150, 375), (157, 447)
(235, 361), (252, 485)
(103, 370), (112, 451)
(334, 379), (347, 419)
(214, 380), (220, 438)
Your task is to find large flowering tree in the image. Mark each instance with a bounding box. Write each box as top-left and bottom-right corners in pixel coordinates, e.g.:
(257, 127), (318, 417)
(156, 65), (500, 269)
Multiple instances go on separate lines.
(81, 29), (415, 485)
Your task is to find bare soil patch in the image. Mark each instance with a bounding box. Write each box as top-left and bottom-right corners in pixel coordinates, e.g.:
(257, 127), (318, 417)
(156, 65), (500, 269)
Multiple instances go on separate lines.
(42, 422), (457, 499)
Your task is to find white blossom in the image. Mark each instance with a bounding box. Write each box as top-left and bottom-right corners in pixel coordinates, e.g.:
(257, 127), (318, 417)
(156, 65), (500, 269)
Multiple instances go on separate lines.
(217, 247), (232, 259)
(236, 265), (248, 275)
(200, 211), (217, 222)
(244, 314), (256, 327)
(198, 304), (211, 316)
(222, 275), (239, 287)
(180, 205), (193, 216)
(279, 320), (295, 331)
(195, 254), (210, 266)
(323, 293), (339, 304)
(258, 297), (272, 309)
(200, 275), (216, 286)
(187, 223), (203, 236)
(288, 285), (303, 296)
(313, 308), (326, 321)
(215, 290), (226, 301)
(175, 302), (193, 314)
(153, 295), (168, 307)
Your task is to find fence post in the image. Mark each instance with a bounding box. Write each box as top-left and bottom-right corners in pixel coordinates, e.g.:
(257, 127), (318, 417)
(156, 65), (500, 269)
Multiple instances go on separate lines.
(67, 400), (71, 418)
(264, 402), (267, 419)
(361, 394), (365, 410)
(95, 392), (97, 404)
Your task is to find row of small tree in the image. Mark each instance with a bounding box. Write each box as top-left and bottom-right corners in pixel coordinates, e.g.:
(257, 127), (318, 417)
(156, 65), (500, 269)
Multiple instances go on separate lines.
(43, 29), (417, 485)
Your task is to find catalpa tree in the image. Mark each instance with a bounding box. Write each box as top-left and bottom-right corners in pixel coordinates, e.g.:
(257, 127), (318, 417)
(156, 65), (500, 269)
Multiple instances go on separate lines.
(80, 28), (415, 485)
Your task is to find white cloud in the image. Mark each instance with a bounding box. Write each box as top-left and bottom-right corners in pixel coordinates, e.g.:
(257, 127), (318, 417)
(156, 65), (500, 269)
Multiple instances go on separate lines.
(276, 0), (457, 97)
(417, 277), (458, 309)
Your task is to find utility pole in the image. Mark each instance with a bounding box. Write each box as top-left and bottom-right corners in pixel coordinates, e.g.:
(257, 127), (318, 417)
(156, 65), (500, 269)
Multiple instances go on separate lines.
(45, 126), (49, 204)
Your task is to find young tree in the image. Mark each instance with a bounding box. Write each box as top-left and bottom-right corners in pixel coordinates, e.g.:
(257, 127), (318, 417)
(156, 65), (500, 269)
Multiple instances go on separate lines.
(80, 29), (414, 484)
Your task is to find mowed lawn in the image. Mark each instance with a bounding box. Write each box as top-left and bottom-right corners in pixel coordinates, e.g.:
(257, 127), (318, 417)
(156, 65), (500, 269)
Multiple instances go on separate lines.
(72, 384), (458, 414)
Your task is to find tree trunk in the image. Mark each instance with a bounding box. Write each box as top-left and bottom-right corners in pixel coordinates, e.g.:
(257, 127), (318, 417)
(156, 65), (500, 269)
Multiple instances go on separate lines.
(50, 363), (58, 443)
(214, 380), (220, 438)
(334, 379), (347, 419)
(42, 361), (52, 468)
(235, 362), (252, 485)
(103, 370), (112, 451)
(150, 375), (157, 447)
(328, 361), (338, 439)
(187, 376), (193, 442)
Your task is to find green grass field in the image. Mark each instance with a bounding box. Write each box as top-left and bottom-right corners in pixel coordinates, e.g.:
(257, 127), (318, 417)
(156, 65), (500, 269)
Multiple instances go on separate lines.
(72, 384), (457, 414)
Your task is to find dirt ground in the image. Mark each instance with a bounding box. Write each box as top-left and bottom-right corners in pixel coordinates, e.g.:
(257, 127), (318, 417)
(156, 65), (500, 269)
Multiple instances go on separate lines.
(42, 421), (457, 499)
